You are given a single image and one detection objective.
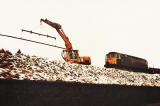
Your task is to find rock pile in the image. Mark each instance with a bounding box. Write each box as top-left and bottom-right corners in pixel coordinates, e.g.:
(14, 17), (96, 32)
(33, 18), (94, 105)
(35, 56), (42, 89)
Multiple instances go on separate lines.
(0, 49), (160, 86)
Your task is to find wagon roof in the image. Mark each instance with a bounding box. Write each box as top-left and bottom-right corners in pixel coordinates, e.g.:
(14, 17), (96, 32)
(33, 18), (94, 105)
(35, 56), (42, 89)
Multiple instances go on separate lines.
(108, 52), (147, 62)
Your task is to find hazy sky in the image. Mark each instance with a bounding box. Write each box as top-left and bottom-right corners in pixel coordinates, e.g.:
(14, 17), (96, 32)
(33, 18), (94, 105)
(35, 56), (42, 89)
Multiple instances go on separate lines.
(0, 0), (160, 67)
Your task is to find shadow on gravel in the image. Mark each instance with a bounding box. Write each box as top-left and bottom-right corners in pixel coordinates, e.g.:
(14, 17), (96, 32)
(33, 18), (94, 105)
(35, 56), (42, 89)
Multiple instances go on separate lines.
(0, 79), (160, 106)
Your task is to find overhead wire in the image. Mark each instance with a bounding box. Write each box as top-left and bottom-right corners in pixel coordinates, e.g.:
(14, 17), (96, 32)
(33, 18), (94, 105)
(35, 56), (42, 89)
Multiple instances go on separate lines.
(0, 34), (65, 49)
(21, 29), (56, 40)
(20, 22), (58, 48)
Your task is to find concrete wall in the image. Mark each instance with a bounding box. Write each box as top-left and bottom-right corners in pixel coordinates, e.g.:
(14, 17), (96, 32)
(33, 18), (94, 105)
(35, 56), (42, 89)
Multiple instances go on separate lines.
(0, 79), (160, 106)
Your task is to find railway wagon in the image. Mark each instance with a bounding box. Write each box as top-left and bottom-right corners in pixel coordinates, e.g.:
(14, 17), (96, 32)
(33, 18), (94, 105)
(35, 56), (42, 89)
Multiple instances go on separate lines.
(104, 52), (148, 70)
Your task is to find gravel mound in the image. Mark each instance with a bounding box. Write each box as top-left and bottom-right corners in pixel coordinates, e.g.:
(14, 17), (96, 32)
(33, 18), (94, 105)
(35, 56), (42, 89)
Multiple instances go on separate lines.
(0, 49), (160, 86)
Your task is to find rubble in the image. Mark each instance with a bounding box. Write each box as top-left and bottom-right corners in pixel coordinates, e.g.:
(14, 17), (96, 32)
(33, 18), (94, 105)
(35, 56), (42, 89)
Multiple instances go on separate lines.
(0, 49), (160, 86)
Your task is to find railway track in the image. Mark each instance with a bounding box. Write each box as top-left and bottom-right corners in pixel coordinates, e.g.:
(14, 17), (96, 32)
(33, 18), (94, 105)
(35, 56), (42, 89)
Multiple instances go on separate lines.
(105, 65), (160, 74)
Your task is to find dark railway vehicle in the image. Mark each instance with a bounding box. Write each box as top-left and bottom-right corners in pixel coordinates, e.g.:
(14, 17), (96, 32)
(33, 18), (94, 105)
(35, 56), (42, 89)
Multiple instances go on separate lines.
(104, 52), (148, 71)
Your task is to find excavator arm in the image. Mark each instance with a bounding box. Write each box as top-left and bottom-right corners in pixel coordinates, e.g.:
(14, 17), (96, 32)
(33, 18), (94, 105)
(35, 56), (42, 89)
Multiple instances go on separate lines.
(40, 18), (91, 65)
(40, 19), (72, 51)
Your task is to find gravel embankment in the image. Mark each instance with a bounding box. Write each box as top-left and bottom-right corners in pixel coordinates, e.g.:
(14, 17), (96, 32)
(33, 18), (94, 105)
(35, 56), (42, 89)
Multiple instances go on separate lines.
(0, 49), (160, 86)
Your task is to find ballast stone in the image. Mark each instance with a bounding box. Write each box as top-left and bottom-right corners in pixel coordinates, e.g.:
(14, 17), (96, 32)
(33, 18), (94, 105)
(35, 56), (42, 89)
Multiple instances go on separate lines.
(0, 49), (160, 86)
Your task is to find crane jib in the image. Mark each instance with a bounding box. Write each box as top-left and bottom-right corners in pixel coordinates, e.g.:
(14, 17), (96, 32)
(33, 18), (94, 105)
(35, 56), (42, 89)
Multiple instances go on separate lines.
(0, 34), (65, 49)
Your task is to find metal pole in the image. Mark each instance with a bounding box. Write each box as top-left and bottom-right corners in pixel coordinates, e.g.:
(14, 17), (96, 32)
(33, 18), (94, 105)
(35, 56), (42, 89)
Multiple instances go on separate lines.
(0, 34), (65, 49)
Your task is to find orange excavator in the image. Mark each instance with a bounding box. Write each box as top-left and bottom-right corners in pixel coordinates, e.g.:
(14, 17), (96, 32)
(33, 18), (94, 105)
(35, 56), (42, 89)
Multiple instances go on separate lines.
(40, 19), (91, 65)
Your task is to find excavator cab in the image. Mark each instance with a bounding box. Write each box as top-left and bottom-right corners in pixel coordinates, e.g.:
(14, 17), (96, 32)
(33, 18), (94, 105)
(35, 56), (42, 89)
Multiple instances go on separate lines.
(61, 49), (91, 65)
(61, 50), (79, 61)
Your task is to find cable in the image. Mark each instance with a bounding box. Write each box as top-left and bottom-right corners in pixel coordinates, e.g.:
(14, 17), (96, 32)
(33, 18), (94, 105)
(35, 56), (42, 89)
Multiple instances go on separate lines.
(0, 34), (65, 49)
(21, 29), (56, 40)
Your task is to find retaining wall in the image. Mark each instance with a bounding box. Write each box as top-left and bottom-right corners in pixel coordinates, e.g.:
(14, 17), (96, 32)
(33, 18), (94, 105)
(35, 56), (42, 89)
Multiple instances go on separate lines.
(0, 79), (160, 106)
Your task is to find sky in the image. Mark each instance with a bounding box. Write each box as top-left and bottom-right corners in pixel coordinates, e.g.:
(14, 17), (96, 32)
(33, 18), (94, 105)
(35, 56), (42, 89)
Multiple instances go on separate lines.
(0, 0), (160, 68)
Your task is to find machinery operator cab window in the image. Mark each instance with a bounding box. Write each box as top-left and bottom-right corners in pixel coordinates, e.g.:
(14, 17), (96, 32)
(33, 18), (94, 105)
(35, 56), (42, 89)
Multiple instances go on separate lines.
(61, 50), (78, 60)
(107, 54), (116, 58)
(69, 50), (78, 59)
(107, 53), (120, 59)
(111, 54), (115, 58)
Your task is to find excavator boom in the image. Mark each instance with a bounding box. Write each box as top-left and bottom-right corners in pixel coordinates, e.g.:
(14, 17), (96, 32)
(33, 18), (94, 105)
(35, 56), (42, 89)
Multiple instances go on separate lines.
(40, 18), (91, 65)
(40, 19), (72, 51)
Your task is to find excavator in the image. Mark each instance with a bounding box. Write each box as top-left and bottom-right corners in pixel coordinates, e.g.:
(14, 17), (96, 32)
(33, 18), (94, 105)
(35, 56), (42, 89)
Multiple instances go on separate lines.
(40, 19), (91, 65)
